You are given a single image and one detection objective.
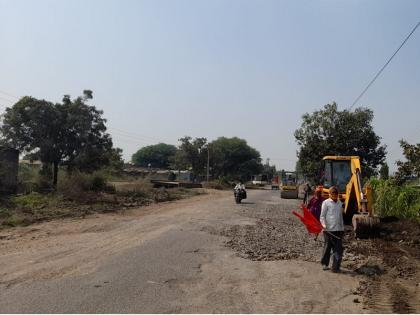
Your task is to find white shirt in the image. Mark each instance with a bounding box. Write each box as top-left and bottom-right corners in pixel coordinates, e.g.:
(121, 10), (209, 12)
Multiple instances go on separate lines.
(320, 198), (344, 232)
(235, 184), (245, 190)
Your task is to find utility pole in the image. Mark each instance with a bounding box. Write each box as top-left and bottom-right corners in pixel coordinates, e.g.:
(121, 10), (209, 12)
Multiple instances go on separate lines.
(206, 145), (210, 182)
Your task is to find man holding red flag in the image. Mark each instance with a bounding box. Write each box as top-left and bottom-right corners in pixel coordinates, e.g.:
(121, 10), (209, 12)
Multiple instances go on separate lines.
(320, 186), (344, 273)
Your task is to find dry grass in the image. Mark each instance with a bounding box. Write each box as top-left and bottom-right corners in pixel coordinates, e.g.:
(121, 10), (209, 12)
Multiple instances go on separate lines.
(1, 177), (206, 229)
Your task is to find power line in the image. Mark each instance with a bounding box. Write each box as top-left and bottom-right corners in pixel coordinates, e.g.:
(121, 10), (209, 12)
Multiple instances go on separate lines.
(108, 127), (163, 143)
(0, 96), (15, 104)
(112, 137), (151, 145)
(110, 130), (157, 145)
(0, 88), (169, 145)
(349, 21), (420, 110)
(0, 90), (20, 100)
(108, 128), (172, 147)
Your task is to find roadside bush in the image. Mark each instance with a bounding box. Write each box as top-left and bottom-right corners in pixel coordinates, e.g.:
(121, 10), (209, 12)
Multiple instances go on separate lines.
(202, 180), (230, 190)
(369, 178), (420, 219)
(0, 208), (11, 219)
(217, 176), (236, 186)
(17, 164), (38, 194)
(16, 164), (54, 194)
(2, 214), (27, 227)
(114, 178), (153, 196)
(57, 172), (115, 202)
(57, 174), (85, 201)
(89, 173), (108, 192)
(152, 187), (171, 202)
(11, 193), (52, 209)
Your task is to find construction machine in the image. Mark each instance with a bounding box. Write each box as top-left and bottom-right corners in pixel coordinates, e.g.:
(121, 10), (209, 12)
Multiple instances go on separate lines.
(320, 156), (380, 238)
(271, 176), (280, 190)
(280, 171), (299, 199)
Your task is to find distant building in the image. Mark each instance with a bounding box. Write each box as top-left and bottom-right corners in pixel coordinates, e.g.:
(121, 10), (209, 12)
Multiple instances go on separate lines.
(20, 159), (43, 168)
(0, 147), (19, 194)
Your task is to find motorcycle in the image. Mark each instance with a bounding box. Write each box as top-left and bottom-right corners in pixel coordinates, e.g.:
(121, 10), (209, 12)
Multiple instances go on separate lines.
(234, 188), (247, 204)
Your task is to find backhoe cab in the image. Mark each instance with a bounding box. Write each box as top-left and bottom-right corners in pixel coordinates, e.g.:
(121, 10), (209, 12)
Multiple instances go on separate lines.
(320, 156), (379, 238)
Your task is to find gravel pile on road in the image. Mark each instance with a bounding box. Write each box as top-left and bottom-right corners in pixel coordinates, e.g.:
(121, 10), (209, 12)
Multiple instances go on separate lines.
(218, 201), (323, 262)
(214, 197), (420, 277)
(207, 194), (420, 313)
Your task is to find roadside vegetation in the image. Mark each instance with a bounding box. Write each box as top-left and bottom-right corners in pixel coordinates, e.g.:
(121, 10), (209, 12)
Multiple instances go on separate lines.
(0, 172), (204, 228)
(369, 178), (420, 219)
(0, 90), (206, 229)
(1, 94), (418, 229)
(294, 103), (387, 180)
(131, 136), (273, 183)
(369, 140), (420, 220)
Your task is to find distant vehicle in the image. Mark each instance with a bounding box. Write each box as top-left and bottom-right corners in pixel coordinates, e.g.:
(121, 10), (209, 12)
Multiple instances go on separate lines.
(280, 171), (299, 199)
(271, 176), (280, 190)
(251, 174), (268, 186)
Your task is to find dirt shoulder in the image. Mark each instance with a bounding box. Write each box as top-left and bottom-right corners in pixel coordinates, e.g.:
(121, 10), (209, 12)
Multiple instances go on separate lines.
(346, 219), (420, 313)
(0, 189), (227, 288)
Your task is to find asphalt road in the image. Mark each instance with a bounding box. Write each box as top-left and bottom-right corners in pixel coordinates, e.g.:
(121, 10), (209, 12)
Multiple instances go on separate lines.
(0, 189), (364, 313)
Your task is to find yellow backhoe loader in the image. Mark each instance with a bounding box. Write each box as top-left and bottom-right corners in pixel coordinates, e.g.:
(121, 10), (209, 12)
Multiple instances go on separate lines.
(320, 156), (379, 238)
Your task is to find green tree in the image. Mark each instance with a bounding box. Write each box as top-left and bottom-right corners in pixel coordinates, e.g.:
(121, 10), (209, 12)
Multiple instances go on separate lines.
(0, 91), (116, 187)
(295, 160), (302, 173)
(209, 137), (263, 181)
(104, 147), (124, 174)
(395, 140), (420, 183)
(132, 143), (177, 168)
(379, 162), (389, 180)
(1, 96), (64, 186)
(294, 103), (387, 181)
(173, 137), (208, 178)
(60, 92), (114, 174)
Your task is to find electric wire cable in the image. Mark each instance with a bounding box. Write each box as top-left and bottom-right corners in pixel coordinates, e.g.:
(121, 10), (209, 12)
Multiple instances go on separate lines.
(0, 90), (20, 100)
(349, 21), (420, 110)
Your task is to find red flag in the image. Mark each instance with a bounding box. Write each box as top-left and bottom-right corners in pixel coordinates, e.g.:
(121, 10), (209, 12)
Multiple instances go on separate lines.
(292, 205), (323, 234)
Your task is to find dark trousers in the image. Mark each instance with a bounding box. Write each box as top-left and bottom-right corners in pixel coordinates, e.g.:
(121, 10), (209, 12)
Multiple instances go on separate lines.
(321, 231), (344, 271)
(303, 192), (309, 204)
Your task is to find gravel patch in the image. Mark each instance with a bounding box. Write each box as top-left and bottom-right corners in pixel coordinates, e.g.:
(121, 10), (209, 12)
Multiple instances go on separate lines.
(205, 199), (323, 262)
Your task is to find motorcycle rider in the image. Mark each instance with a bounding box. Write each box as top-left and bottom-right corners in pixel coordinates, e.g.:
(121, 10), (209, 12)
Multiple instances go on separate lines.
(234, 181), (246, 191)
(234, 181), (247, 201)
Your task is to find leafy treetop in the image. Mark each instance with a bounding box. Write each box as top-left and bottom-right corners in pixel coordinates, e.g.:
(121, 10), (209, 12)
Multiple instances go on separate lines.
(294, 103), (386, 181)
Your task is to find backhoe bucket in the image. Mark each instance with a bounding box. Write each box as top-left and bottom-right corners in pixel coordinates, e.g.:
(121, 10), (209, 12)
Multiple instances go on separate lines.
(352, 214), (380, 239)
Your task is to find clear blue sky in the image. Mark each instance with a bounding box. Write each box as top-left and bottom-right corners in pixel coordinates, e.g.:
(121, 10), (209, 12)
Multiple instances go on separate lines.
(1, 0), (419, 172)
